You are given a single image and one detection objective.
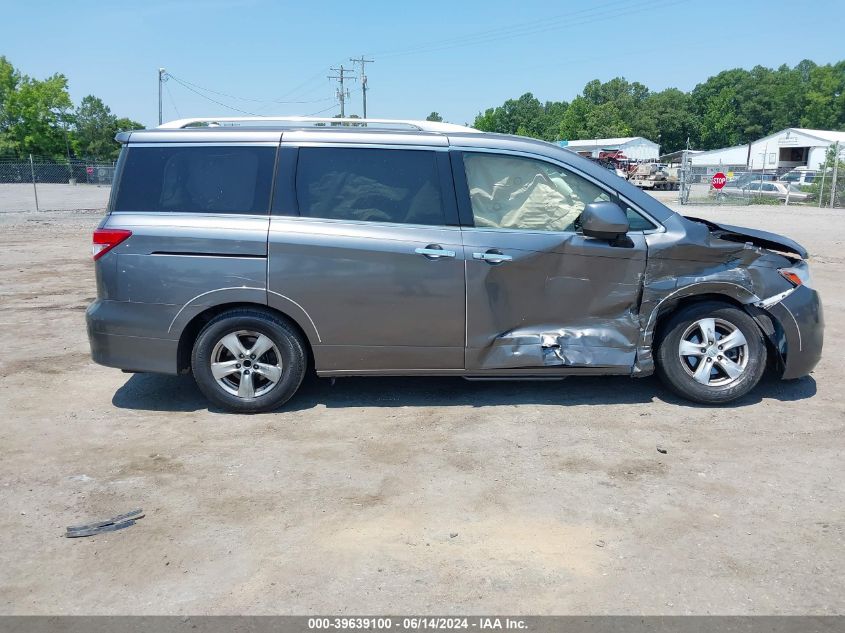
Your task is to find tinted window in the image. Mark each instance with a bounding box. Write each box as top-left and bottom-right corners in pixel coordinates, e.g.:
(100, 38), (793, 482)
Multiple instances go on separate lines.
(114, 145), (275, 214)
(463, 152), (609, 232)
(296, 148), (444, 225)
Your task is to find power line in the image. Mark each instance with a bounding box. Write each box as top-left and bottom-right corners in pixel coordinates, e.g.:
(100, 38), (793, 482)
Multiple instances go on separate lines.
(164, 81), (181, 118)
(305, 87), (361, 117)
(305, 103), (340, 117)
(167, 74), (259, 115)
(373, 0), (680, 60)
(166, 72), (334, 105)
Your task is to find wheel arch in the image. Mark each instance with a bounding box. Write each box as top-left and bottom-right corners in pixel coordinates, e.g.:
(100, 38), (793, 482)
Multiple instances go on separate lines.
(652, 293), (748, 344)
(650, 292), (785, 374)
(176, 302), (315, 374)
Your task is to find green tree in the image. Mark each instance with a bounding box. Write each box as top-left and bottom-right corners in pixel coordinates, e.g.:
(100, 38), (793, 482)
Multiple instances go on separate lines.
(801, 61), (845, 130)
(74, 96), (115, 158)
(0, 57), (72, 158)
(640, 88), (699, 153)
(74, 96), (143, 159)
(425, 111), (443, 122)
(473, 92), (567, 141)
(808, 145), (845, 206)
(0, 56), (21, 157)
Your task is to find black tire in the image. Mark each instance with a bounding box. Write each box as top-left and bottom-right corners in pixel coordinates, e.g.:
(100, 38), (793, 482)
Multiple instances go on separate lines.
(655, 301), (767, 404)
(191, 309), (307, 413)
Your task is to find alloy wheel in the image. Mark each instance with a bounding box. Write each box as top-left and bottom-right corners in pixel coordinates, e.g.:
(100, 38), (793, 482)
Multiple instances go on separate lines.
(678, 318), (749, 387)
(210, 330), (283, 399)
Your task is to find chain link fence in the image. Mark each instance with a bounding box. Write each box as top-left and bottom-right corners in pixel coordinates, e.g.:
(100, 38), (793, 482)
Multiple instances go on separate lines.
(677, 145), (844, 208)
(0, 155), (114, 212)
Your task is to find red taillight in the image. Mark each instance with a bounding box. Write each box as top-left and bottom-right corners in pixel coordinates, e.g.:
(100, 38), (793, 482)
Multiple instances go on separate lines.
(92, 228), (132, 260)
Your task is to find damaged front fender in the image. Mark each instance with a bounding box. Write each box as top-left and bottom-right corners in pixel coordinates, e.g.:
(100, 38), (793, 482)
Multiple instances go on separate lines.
(633, 214), (801, 376)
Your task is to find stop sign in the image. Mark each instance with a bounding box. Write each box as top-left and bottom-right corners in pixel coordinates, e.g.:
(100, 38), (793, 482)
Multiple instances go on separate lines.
(712, 172), (727, 189)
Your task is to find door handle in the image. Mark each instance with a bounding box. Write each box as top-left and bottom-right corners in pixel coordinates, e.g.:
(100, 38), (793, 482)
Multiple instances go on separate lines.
(415, 245), (456, 259)
(473, 250), (513, 264)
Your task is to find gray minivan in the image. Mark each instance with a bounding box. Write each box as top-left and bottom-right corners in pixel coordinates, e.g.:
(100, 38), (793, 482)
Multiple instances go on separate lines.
(87, 117), (823, 413)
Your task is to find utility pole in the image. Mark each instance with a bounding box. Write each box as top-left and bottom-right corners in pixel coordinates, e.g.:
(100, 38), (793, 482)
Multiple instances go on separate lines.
(158, 68), (167, 125)
(328, 65), (354, 118)
(350, 56), (374, 119)
(830, 141), (840, 209)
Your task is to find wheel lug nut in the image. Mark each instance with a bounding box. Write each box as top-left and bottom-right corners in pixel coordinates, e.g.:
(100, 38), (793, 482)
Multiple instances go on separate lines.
(718, 345), (723, 350)
(706, 358), (712, 363)
(250, 354), (256, 359)
(239, 353), (244, 359)
(235, 363), (241, 368)
(243, 370), (250, 375)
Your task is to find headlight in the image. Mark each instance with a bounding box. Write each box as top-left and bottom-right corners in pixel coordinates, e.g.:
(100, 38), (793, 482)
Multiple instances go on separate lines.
(779, 264), (813, 289)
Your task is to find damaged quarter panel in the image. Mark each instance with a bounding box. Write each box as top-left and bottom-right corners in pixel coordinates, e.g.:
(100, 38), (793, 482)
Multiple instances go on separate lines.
(635, 213), (799, 376)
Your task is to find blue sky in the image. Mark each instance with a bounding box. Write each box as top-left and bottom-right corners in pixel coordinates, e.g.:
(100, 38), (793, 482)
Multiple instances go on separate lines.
(3, 0), (844, 127)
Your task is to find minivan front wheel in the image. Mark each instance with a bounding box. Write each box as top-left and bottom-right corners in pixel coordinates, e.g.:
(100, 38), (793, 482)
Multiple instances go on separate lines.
(191, 309), (306, 413)
(656, 302), (767, 404)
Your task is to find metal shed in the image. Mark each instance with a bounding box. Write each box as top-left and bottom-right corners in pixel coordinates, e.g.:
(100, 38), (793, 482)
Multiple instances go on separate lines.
(558, 137), (660, 161)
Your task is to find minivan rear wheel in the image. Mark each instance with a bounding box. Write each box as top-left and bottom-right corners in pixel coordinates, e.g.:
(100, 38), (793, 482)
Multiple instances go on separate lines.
(656, 302), (767, 404)
(191, 309), (306, 413)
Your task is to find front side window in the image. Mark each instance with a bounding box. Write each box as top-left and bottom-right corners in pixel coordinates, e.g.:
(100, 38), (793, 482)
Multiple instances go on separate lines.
(620, 203), (657, 231)
(296, 147), (445, 226)
(463, 152), (610, 232)
(114, 145), (276, 214)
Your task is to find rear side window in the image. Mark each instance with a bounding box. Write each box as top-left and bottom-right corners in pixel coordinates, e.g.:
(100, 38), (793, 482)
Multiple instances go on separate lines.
(296, 147), (445, 225)
(114, 145), (275, 214)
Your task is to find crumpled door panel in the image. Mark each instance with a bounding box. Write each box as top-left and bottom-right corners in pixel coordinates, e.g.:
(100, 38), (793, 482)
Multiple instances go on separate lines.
(463, 230), (648, 371)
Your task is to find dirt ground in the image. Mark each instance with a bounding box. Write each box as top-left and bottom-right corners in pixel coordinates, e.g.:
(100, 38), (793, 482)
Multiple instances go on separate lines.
(0, 197), (842, 615)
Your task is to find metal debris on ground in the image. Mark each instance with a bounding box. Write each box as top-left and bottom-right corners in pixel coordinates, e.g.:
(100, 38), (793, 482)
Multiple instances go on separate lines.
(65, 508), (144, 538)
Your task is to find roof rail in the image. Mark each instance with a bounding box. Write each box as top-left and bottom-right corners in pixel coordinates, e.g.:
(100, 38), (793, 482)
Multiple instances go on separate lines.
(157, 116), (479, 134)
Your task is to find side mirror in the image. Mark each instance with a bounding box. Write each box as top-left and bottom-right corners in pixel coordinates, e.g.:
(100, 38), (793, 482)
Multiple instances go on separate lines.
(581, 202), (629, 240)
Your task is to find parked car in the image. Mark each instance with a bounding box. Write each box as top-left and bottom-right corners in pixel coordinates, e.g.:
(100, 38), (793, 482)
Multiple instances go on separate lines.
(87, 117), (823, 412)
(742, 181), (810, 202)
(779, 167), (818, 186)
(724, 172), (777, 189)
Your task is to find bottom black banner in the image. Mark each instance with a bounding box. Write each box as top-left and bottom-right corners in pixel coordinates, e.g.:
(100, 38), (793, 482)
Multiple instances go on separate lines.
(0, 617), (842, 633)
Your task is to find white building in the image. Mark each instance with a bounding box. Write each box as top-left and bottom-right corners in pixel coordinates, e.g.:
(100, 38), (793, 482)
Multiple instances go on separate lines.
(689, 128), (845, 171)
(559, 137), (660, 161)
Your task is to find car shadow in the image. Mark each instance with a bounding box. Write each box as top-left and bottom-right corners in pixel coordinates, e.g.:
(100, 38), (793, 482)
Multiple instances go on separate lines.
(111, 371), (817, 414)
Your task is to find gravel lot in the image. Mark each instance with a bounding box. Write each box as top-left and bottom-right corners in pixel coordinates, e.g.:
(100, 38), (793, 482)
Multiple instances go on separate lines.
(0, 196), (842, 615)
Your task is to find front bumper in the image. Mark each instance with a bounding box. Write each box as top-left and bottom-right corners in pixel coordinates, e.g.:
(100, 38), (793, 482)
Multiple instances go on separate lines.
(86, 299), (179, 374)
(763, 285), (824, 380)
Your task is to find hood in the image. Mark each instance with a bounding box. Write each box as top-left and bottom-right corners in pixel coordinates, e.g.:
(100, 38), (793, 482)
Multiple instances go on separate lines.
(683, 216), (808, 259)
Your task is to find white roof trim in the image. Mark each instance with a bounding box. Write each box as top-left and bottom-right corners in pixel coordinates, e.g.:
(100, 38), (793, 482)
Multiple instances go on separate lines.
(158, 116), (480, 134)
